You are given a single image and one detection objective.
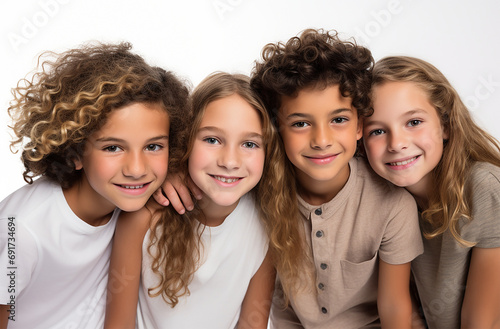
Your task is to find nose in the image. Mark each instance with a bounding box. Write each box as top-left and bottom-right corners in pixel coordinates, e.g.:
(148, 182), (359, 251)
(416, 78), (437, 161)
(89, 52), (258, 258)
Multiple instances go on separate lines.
(123, 151), (147, 178)
(217, 145), (241, 170)
(387, 130), (408, 152)
(310, 124), (332, 150)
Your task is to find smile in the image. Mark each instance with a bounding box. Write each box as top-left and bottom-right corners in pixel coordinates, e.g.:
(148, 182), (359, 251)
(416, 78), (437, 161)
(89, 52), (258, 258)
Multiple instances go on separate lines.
(388, 156), (418, 166)
(306, 154), (337, 165)
(212, 175), (240, 183)
(122, 184), (144, 189)
(117, 183), (148, 189)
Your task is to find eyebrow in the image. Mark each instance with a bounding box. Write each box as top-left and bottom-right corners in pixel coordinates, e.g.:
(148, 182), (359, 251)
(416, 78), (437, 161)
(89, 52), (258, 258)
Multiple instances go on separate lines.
(285, 108), (353, 120)
(198, 126), (263, 140)
(94, 135), (169, 143)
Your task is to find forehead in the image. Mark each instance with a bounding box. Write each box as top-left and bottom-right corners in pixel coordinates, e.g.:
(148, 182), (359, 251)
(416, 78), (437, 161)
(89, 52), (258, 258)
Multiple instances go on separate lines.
(92, 102), (170, 137)
(279, 85), (354, 116)
(199, 94), (263, 134)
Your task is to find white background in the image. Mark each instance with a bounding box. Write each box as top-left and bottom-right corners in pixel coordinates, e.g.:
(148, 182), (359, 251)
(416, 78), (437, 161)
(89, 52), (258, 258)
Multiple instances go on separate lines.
(1, 0), (499, 200)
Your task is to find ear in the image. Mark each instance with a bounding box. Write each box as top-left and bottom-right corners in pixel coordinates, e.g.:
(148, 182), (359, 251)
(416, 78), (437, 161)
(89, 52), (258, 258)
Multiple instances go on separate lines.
(356, 118), (363, 141)
(73, 157), (83, 170)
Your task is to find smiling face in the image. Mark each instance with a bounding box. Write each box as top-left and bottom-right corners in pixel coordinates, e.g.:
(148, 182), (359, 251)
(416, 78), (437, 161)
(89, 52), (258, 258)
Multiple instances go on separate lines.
(363, 81), (448, 199)
(188, 94), (265, 222)
(278, 85), (361, 204)
(70, 102), (170, 222)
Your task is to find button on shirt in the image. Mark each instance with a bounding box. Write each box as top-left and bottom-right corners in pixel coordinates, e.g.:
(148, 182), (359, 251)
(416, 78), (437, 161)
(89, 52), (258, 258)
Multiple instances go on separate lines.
(270, 158), (423, 329)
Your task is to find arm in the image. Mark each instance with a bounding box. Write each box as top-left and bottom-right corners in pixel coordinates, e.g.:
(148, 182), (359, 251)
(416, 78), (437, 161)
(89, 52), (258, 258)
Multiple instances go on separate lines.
(103, 206), (152, 329)
(153, 173), (202, 213)
(378, 260), (412, 329)
(237, 250), (275, 329)
(461, 247), (500, 329)
(0, 305), (9, 329)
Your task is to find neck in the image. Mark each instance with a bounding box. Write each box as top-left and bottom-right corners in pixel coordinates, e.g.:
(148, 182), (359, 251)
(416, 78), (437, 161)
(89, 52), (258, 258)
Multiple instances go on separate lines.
(63, 180), (115, 227)
(197, 197), (239, 227)
(295, 163), (350, 206)
(405, 175), (433, 211)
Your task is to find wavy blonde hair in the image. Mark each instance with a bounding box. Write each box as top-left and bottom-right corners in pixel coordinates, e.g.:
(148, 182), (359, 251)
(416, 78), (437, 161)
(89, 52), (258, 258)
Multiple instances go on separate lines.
(372, 56), (500, 246)
(8, 42), (190, 188)
(148, 72), (304, 306)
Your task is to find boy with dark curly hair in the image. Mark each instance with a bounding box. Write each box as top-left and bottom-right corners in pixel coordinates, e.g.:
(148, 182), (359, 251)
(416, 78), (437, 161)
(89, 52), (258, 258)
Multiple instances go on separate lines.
(0, 42), (189, 328)
(250, 29), (423, 328)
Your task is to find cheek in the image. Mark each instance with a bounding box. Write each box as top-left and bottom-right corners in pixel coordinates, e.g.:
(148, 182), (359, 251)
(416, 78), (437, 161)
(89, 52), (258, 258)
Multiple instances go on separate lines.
(280, 131), (300, 154)
(152, 155), (169, 178)
(364, 138), (383, 159)
(83, 154), (111, 179)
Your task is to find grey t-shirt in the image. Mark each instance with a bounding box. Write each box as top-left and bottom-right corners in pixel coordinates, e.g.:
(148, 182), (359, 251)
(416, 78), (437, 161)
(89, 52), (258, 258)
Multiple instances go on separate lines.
(412, 161), (500, 329)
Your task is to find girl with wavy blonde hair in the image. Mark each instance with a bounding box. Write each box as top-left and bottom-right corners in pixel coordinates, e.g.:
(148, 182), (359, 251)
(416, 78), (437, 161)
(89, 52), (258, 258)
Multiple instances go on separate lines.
(363, 56), (500, 328)
(0, 42), (189, 329)
(105, 72), (300, 329)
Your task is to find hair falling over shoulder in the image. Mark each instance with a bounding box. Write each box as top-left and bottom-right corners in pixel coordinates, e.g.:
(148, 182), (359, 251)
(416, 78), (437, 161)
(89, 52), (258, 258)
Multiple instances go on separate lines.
(372, 56), (500, 246)
(147, 72), (307, 306)
(8, 42), (189, 188)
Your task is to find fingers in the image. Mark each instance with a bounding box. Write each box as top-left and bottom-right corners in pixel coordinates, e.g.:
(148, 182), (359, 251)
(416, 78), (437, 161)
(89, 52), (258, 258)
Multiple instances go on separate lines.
(153, 187), (170, 206)
(163, 180), (187, 215)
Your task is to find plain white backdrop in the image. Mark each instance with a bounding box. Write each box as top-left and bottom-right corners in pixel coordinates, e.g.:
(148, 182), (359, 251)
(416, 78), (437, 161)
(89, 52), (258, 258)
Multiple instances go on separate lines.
(1, 0), (499, 200)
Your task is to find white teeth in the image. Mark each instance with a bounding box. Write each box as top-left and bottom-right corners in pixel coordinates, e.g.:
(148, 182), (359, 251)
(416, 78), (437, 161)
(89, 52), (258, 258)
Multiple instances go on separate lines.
(214, 176), (238, 183)
(390, 157), (417, 166)
(123, 184), (144, 189)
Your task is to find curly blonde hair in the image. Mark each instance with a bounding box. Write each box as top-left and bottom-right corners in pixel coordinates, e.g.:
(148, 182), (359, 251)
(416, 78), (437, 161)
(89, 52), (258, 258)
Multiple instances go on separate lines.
(8, 42), (190, 188)
(372, 56), (500, 246)
(147, 72), (303, 307)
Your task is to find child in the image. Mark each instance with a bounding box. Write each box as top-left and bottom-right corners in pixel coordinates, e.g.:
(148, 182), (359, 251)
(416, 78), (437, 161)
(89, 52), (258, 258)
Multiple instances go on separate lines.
(363, 56), (500, 329)
(104, 72), (301, 329)
(0, 42), (189, 328)
(250, 29), (424, 328)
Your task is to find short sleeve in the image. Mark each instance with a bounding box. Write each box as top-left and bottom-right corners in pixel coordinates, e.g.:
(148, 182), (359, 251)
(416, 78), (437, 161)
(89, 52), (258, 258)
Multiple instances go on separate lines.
(378, 190), (423, 264)
(0, 217), (38, 304)
(466, 166), (500, 248)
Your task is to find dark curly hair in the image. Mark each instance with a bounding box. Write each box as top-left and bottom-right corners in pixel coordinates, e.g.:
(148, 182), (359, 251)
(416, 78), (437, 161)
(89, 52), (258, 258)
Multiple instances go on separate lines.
(250, 28), (374, 123)
(249, 28), (374, 299)
(8, 42), (190, 188)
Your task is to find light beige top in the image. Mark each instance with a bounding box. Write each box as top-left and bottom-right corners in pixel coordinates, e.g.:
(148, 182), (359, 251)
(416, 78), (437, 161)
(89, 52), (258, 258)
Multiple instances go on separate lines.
(271, 157), (423, 329)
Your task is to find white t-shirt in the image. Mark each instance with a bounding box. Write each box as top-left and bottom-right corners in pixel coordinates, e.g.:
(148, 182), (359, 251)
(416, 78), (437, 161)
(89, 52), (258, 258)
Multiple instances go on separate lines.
(137, 193), (268, 329)
(0, 178), (118, 329)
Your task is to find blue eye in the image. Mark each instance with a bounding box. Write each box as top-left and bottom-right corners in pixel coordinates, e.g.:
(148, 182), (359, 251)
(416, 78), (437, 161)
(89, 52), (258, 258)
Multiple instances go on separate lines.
(243, 141), (259, 149)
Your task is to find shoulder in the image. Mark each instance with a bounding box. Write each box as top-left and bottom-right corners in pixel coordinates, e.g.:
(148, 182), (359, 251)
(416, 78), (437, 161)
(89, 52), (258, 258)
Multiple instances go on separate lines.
(0, 178), (58, 214)
(468, 162), (500, 189)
